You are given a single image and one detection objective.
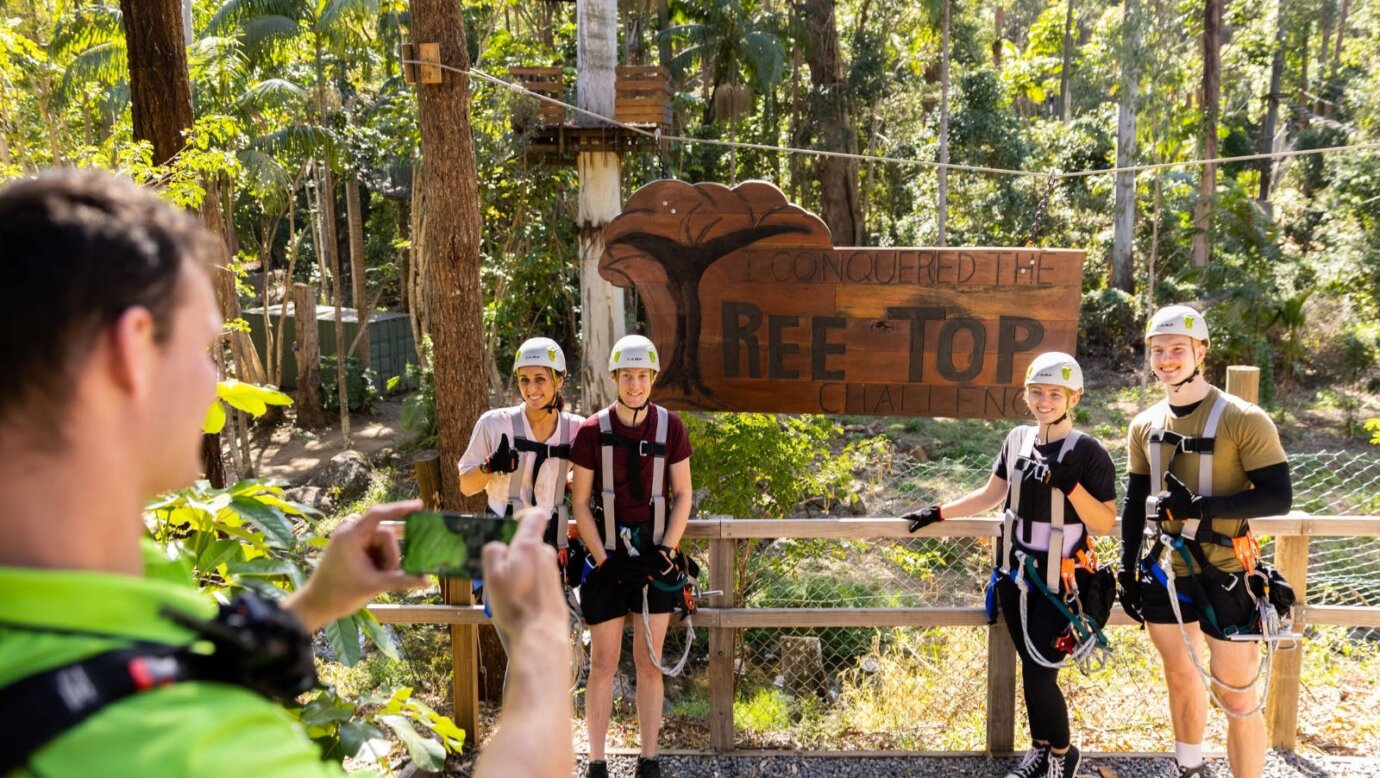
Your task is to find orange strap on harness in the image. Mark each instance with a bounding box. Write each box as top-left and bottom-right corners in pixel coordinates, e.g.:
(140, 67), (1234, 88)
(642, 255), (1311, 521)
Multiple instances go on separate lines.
(1060, 549), (1099, 595)
(1232, 531), (1261, 574)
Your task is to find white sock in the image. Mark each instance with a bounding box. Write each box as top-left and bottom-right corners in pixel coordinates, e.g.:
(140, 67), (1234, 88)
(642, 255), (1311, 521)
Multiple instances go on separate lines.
(1175, 741), (1204, 768)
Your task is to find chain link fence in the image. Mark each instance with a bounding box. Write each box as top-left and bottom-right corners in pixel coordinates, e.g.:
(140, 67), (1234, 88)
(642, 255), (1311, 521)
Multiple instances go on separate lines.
(593, 451), (1380, 754)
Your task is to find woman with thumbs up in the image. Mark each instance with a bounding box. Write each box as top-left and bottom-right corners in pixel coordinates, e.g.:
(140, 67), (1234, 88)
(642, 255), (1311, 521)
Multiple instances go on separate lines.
(459, 338), (585, 553)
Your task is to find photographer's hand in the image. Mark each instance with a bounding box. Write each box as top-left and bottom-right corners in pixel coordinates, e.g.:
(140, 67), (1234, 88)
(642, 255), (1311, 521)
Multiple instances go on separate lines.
(285, 500), (427, 632)
(482, 508), (568, 646)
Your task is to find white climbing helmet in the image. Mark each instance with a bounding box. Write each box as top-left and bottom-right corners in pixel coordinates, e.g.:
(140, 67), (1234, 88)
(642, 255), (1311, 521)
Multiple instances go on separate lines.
(1146, 304), (1210, 343)
(608, 334), (660, 373)
(1024, 351), (1084, 392)
(514, 337), (566, 374)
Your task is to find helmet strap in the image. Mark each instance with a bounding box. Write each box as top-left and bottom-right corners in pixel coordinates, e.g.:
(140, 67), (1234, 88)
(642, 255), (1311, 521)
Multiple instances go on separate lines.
(617, 396), (650, 426)
(1168, 365), (1201, 394)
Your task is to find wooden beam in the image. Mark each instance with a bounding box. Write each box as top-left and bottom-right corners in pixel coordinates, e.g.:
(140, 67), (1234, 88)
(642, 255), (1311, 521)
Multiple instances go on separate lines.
(1301, 605), (1380, 627)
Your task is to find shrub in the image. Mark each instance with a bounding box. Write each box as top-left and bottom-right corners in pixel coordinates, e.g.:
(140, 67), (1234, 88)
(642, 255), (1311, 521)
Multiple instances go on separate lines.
(1079, 287), (1140, 356)
(321, 355), (380, 414)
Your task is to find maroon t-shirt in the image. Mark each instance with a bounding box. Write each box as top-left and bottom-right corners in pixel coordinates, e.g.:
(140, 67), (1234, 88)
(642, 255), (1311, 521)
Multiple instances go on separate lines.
(570, 403), (692, 524)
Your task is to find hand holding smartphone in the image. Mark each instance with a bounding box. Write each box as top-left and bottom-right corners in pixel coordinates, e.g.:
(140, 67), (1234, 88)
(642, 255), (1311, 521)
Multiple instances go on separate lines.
(401, 511), (518, 579)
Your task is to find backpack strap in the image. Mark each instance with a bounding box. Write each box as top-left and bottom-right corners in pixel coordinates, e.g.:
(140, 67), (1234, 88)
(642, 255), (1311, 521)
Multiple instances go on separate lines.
(506, 409), (527, 516)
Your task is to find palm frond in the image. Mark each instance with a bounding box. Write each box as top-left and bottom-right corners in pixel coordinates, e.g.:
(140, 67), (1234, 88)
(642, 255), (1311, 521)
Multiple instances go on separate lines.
(249, 123), (336, 164)
(240, 15), (303, 53)
(238, 147), (295, 200)
(740, 30), (785, 93)
(206, 0), (307, 36)
(237, 77), (309, 112)
(50, 4), (123, 61)
(59, 41), (128, 104)
(318, 0), (380, 32)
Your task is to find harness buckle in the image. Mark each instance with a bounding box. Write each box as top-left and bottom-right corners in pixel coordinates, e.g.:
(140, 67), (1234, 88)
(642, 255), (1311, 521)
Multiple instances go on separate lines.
(637, 440), (651, 456)
(1060, 558), (1078, 595)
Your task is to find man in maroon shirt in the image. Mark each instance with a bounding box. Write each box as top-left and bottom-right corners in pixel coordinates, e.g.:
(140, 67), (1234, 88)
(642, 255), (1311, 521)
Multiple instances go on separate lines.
(569, 335), (692, 778)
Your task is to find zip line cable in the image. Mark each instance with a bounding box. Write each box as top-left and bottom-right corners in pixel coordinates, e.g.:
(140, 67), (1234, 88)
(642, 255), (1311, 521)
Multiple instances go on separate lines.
(403, 57), (1380, 182)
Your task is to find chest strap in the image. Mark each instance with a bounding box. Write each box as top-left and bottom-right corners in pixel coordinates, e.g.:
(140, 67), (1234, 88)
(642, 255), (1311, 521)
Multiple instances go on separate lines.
(506, 410), (572, 550)
(1000, 426), (1084, 593)
(596, 406), (670, 550)
(1145, 394), (1228, 543)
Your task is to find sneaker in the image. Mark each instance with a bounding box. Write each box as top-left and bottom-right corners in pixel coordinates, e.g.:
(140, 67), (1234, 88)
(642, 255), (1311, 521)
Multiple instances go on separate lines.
(635, 756), (662, 778)
(1005, 745), (1050, 778)
(1046, 745), (1080, 778)
(1177, 765), (1206, 777)
(586, 760), (608, 778)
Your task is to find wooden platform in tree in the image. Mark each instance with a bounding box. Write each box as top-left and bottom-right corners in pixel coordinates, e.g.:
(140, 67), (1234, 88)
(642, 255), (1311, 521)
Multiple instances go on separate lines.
(507, 65), (673, 159)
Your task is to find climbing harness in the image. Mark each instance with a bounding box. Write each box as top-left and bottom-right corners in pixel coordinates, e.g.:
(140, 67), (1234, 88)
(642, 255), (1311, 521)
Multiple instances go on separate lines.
(592, 406), (698, 677)
(986, 426), (1113, 674)
(1012, 551), (1111, 674)
(1136, 394), (1302, 719)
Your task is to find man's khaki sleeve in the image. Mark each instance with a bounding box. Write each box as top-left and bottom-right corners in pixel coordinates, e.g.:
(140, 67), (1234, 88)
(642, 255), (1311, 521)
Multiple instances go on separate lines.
(1234, 405), (1288, 473)
(1126, 417), (1151, 476)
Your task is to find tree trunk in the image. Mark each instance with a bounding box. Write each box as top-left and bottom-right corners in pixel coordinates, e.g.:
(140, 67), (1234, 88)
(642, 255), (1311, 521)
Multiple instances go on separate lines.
(1332, 0), (1348, 77)
(937, 0), (951, 247)
(410, 0), (488, 513)
(577, 0), (625, 409)
(120, 0), (230, 485)
(1111, 0), (1142, 293)
(346, 172), (371, 367)
(993, 5), (1005, 66)
(293, 283), (330, 428)
(1190, 0), (1220, 268)
(1258, 0), (1284, 205)
(1059, 0), (1074, 121)
(803, 0), (862, 246)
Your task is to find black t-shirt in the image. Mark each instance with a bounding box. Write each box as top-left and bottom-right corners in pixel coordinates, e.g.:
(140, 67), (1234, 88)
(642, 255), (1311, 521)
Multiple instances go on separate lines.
(993, 428), (1118, 526)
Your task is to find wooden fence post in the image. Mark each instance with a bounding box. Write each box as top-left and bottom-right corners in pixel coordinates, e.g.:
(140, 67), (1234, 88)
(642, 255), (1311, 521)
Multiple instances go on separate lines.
(986, 540), (1016, 753)
(1266, 534), (1308, 750)
(1226, 366), (1307, 750)
(708, 522), (736, 752)
(412, 452), (480, 746)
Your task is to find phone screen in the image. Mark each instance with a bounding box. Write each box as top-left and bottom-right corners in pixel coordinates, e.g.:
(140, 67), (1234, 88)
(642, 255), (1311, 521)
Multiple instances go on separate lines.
(401, 511), (518, 579)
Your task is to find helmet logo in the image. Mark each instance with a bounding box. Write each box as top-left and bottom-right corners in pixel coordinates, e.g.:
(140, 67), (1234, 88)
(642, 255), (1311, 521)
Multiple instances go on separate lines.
(612, 350), (621, 363)
(547, 348), (557, 361)
(1184, 315), (1195, 329)
(647, 348), (657, 363)
(1061, 366), (1072, 381)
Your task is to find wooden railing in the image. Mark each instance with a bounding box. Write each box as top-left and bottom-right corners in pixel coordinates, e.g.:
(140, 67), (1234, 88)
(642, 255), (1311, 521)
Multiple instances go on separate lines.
(370, 513), (1380, 753)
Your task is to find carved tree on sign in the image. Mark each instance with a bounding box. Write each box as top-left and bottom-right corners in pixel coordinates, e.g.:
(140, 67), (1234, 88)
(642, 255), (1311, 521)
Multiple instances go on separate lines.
(601, 180), (830, 406)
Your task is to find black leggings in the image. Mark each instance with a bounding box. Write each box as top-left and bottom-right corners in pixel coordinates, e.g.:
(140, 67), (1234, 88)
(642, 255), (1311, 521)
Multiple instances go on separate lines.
(996, 576), (1071, 749)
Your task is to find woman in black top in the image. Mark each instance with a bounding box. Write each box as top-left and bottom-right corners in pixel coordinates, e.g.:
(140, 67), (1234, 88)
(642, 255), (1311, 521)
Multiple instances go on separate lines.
(904, 352), (1117, 778)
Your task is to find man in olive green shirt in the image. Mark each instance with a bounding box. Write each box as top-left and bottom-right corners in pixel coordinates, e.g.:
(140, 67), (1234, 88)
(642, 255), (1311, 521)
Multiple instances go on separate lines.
(1120, 305), (1292, 778)
(0, 170), (573, 777)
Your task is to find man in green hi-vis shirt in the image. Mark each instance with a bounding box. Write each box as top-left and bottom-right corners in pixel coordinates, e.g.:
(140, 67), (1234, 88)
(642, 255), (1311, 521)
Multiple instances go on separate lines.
(0, 170), (574, 778)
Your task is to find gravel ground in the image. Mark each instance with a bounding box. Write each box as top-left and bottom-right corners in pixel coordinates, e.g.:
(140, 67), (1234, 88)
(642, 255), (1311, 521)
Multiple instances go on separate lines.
(548, 753), (1380, 777)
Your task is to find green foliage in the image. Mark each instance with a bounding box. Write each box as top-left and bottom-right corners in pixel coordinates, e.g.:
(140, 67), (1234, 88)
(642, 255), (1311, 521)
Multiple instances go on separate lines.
(1366, 418), (1380, 446)
(204, 379), (293, 433)
(735, 687), (794, 733)
(1079, 287), (1140, 356)
(321, 354), (379, 413)
(387, 337), (436, 442)
(683, 413), (883, 518)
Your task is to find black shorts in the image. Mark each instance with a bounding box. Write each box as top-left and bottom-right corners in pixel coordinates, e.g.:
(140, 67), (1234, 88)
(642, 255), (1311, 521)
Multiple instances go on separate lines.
(579, 521), (678, 625)
(1142, 569), (1258, 640)
(579, 565), (675, 625)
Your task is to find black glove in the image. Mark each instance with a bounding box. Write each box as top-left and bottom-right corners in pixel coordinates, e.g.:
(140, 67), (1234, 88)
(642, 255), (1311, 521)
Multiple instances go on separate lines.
(1038, 463), (1080, 495)
(646, 544), (683, 586)
(1117, 568), (1145, 625)
(1156, 472), (1206, 523)
(480, 434), (519, 474)
(904, 505), (943, 533)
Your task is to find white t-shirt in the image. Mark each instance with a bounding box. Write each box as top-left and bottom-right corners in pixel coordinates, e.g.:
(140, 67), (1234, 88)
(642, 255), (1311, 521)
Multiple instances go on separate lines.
(458, 405), (585, 516)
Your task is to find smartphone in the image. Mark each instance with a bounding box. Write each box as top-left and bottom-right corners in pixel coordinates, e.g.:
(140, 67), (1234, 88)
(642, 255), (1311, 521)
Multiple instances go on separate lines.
(401, 511), (518, 579)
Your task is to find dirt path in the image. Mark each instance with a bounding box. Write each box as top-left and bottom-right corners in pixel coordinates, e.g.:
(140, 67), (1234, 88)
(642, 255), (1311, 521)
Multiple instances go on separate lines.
(250, 398), (417, 485)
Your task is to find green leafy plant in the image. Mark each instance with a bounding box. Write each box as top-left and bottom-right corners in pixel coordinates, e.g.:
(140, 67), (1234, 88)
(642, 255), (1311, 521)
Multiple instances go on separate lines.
(321, 354), (380, 414)
(386, 338), (436, 442)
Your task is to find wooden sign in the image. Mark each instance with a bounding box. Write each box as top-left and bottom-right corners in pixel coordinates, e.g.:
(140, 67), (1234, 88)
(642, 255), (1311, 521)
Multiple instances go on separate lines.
(599, 180), (1084, 419)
